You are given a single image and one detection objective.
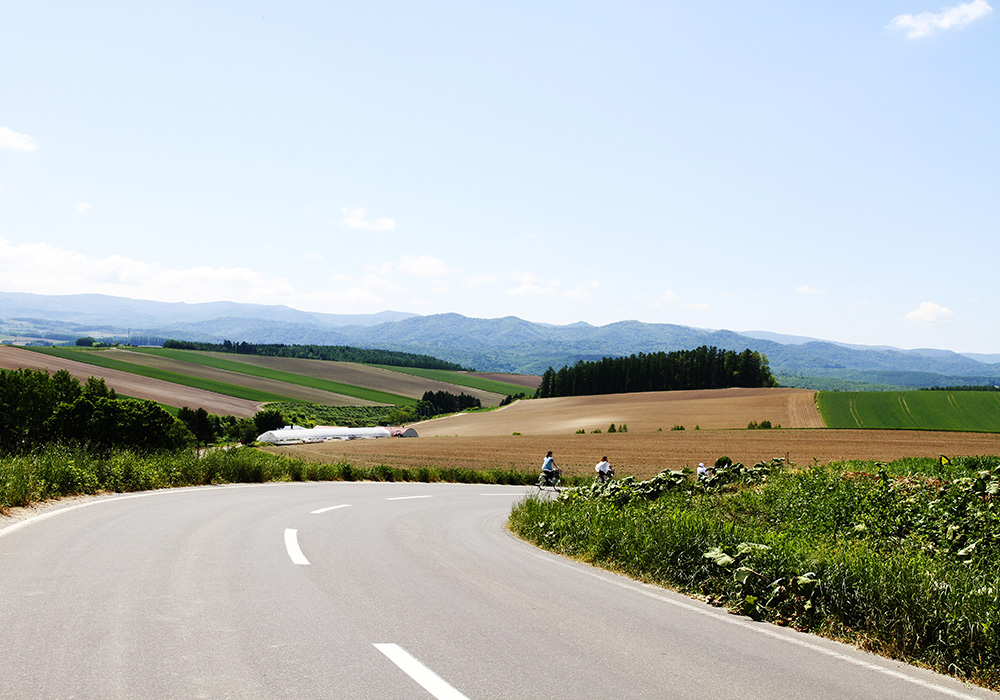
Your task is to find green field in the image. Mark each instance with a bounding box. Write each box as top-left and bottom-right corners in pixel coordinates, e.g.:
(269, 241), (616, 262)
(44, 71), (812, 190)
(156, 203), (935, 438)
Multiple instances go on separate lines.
(816, 390), (1000, 431)
(127, 348), (414, 405)
(30, 347), (301, 403)
(372, 365), (532, 396)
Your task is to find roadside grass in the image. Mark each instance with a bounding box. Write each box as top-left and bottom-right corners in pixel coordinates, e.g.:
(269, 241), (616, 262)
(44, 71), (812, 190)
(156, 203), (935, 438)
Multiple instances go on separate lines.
(0, 445), (590, 514)
(371, 365), (532, 397)
(29, 347), (299, 403)
(508, 455), (1000, 689)
(817, 390), (1000, 431)
(129, 348), (415, 406)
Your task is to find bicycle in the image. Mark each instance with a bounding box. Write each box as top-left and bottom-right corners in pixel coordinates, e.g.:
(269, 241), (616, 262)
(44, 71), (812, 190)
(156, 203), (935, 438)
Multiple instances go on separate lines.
(536, 470), (562, 492)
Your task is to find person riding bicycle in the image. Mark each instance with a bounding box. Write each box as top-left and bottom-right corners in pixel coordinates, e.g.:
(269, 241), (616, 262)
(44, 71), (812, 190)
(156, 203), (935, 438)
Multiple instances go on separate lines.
(595, 456), (614, 483)
(540, 450), (561, 486)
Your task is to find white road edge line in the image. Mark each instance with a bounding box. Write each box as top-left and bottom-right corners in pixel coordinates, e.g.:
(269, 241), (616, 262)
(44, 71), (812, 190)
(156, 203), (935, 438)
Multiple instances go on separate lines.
(528, 550), (986, 700)
(373, 643), (470, 700)
(386, 495), (434, 501)
(311, 504), (352, 514)
(284, 528), (310, 566)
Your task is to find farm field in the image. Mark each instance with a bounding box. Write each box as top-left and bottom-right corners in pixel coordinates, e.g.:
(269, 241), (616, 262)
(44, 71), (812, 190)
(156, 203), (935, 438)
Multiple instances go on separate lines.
(412, 387), (825, 437)
(0, 346), (262, 417)
(189, 352), (516, 405)
(9, 346), (527, 411)
(264, 429), (1000, 480)
(265, 389), (1000, 477)
(101, 349), (405, 406)
(817, 390), (1000, 431)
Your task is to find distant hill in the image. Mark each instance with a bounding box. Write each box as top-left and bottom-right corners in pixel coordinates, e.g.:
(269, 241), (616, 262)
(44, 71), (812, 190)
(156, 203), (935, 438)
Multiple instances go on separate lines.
(2, 292), (999, 388)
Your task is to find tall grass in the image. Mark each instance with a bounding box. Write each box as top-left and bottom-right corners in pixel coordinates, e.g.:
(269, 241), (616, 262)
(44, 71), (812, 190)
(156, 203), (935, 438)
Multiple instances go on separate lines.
(508, 456), (1000, 688)
(0, 445), (588, 513)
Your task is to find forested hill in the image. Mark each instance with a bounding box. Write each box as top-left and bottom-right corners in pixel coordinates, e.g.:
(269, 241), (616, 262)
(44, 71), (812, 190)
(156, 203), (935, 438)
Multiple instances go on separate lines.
(161, 340), (466, 371)
(5, 293), (1000, 388)
(536, 346), (777, 398)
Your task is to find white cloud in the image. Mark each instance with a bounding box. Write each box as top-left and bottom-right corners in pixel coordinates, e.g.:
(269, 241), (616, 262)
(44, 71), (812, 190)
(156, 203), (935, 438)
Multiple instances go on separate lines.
(463, 274), (501, 289)
(652, 289), (711, 311)
(340, 206), (397, 232)
(889, 0), (993, 38)
(0, 237), (297, 304)
(76, 202), (92, 213)
(0, 127), (40, 152)
(397, 255), (448, 278)
(795, 285), (827, 295)
(905, 301), (955, 324)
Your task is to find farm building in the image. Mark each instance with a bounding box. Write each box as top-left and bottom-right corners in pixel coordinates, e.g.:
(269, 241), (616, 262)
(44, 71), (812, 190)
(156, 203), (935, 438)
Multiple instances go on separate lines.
(256, 425), (418, 445)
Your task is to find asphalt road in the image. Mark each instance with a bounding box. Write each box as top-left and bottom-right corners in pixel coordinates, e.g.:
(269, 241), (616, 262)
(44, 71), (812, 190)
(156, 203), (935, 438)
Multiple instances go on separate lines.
(0, 482), (996, 699)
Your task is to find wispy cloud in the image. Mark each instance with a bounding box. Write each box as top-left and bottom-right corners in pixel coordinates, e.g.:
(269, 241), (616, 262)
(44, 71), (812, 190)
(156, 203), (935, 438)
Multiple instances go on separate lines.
(795, 285), (828, 295)
(652, 289), (711, 311)
(76, 202), (92, 213)
(397, 255), (448, 278)
(888, 0), (993, 38)
(0, 126), (40, 152)
(0, 237), (296, 303)
(340, 206), (396, 232)
(905, 301), (954, 324)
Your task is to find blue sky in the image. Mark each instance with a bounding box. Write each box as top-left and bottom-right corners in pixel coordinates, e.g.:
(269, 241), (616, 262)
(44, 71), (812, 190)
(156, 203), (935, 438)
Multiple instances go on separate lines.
(2, 1), (997, 352)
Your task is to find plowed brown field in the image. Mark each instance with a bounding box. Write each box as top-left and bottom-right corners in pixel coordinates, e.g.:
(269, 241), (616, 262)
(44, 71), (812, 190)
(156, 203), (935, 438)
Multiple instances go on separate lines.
(262, 388), (1000, 478)
(0, 346), (262, 417)
(411, 387), (825, 436)
(266, 430), (1000, 480)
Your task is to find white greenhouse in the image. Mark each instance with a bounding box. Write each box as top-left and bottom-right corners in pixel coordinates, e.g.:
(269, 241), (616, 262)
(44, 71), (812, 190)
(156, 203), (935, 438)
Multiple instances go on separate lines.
(256, 425), (418, 445)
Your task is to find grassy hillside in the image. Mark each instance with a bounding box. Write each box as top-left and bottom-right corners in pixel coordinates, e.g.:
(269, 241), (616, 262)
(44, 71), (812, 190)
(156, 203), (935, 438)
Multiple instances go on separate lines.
(124, 348), (415, 405)
(31, 347), (415, 406)
(30, 347), (301, 403)
(816, 390), (1000, 432)
(371, 365), (532, 396)
(23, 347), (524, 410)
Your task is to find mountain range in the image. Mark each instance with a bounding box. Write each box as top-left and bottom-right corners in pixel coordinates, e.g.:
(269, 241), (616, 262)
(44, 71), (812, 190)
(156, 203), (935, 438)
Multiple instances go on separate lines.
(2, 292), (998, 390)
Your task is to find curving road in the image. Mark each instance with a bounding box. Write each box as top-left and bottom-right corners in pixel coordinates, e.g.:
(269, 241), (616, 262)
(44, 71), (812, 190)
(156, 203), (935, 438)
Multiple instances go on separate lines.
(0, 482), (996, 699)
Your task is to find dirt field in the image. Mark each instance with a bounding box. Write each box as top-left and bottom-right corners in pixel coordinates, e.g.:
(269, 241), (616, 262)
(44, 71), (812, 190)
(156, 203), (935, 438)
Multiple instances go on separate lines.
(261, 389), (1000, 479)
(0, 346), (262, 417)
(263, 429), (1000, 480)
(410, 388), (826, 437)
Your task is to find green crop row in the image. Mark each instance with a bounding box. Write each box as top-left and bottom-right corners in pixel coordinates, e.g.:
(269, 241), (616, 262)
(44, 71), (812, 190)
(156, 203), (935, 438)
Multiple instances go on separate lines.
(372, 365), (533, 397)
(816, 390), (1000, 431)
(30, 347), (297, 402)
(29, 347), (413, 406)
(508, 455), (1000, 689)
(129, 347), (414, 405)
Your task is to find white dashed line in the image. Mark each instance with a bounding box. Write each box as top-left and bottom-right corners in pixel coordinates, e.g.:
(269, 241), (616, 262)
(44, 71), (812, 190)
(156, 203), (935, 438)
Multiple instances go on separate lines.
(373, 643), (470, 700)
(311, 504), (352, 514)
(386, 495), (434, 501)
(284, 528), (310, 566)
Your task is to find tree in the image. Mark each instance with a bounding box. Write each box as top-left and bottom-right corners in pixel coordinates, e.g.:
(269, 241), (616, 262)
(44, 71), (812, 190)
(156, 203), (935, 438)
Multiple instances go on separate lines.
(177, 407), (219, 446)
(253, 409), (285, 434)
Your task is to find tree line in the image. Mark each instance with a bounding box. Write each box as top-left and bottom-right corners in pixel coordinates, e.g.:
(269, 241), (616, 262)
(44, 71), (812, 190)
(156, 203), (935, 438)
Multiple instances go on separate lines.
(535, 346), (777, 398)
(162, 340), (465, 370)
(0, 367), (285, 455)
(416, 390), (481, 418)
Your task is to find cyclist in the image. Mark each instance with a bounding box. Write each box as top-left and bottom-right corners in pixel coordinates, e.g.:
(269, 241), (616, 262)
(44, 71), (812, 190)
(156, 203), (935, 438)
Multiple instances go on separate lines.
(595, 456), (614, 483)
(540, 450), (561, 486)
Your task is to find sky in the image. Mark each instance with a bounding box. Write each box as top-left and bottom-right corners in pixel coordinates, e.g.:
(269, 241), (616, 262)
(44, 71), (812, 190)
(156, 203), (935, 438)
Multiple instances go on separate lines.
(1, 1), (997, 352)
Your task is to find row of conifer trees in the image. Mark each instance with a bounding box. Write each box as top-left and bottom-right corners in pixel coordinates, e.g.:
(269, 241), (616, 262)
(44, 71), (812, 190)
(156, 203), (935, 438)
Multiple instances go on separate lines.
(535, 346), (776, 398)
